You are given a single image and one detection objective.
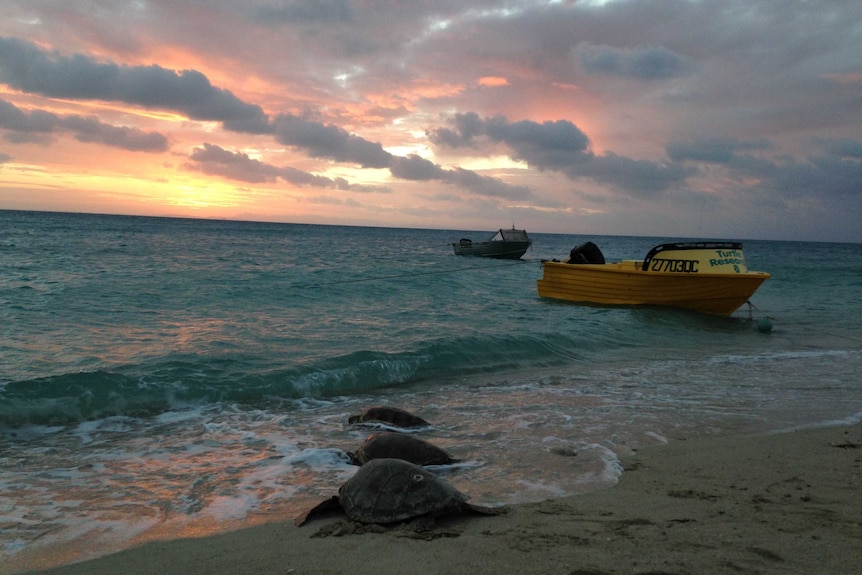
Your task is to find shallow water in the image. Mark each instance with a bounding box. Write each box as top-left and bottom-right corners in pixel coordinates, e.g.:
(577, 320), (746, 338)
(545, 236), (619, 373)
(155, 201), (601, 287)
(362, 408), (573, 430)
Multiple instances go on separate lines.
(1, 210), (861, 572)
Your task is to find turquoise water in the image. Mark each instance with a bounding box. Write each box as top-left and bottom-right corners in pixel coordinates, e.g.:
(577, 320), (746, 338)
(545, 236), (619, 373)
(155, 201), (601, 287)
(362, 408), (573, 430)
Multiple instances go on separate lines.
(2, 210), (861, 572)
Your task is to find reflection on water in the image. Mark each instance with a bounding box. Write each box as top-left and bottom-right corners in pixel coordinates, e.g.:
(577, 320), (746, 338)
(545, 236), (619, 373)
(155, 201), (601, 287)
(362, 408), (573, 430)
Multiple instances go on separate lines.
(9, 347), (858, 573)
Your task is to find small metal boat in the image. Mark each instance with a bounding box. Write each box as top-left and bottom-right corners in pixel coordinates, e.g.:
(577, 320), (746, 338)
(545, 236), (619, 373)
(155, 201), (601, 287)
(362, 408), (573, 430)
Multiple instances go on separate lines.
(453, 228), (532, 259)
(537, 241), (770, 315)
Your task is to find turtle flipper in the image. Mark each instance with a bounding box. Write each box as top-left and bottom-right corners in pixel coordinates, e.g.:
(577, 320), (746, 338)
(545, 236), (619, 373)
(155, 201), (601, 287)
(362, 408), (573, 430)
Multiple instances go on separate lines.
(294, 496), (341, 526)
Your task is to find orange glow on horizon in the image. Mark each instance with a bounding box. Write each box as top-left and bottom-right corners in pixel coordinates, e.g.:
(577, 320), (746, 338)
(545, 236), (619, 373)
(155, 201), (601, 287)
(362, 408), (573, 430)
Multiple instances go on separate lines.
(0, 151), (410, 224)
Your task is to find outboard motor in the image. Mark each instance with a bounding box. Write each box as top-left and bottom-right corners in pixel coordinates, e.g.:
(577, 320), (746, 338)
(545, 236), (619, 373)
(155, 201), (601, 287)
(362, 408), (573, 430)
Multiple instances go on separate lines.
(568, 241), (605, 264)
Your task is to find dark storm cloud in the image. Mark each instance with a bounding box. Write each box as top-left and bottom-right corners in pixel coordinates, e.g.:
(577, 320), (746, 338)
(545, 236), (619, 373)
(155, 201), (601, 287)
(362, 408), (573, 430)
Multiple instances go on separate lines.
(0, 98), (169, 152)
(188, 143), (384, 191)
(573, 153), (696, 196)
(443, 167), (532, 200)
(0, 34), (528, 198)
(389, 154), (531, 199)
(776, 156), (862, 198)
(432, 113), (690, 195)
(389, 154), (446, 180)
(431, 113), (592, 167)
(668, 136), (862, 199)
(733, 150), (862, 199)
(576, 43), (694, 80)
(0, 37), (268, 128)
(818, 138), (862, 160)
(391, 154), (530, 198)
(483, 116), (593, 168)
(271, 114), (393, 168)
(0, 0), (858, 240)
(666, 138), (771, 164)
(189, 144), (338, 188)
(429, 112), (486, 148)
(188, 143), (285, 184)
(61, 116), (170, 152)
(0, 99), (57, 133)
(271, 113), (531, 198)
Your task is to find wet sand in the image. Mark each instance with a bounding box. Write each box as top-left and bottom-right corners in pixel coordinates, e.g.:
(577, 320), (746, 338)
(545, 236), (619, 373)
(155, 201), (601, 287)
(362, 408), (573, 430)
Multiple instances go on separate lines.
(15, 422), (862, 575)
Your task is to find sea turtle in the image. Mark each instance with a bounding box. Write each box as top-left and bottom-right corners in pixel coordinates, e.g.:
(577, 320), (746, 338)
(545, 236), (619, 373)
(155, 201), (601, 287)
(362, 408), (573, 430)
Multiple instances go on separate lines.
(347, 406), (430, 428)
(348, 432), (460, 466)
(295, 458), (503, 527)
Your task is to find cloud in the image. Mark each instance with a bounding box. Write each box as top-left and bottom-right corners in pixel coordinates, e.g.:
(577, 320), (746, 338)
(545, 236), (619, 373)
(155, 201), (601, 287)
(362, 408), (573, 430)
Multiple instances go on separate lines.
(271, 113), (393, 168)
(443, 167), (532, 200)
(0, 36), (527, 200)
(2, 1), (858, 240)
(389, 154), (445, 180)
(431, 112), (691, 196)
(575, 43), (694, 80)
(429, 112), (486, 148)
(428, 112), (592, 165)
(0, 98), (56, 134)
(252, 0), (354, 23)
(733, 150), (862, 200)
(796, 154), (862, 197)
(574, 153), (696, 196)
(187, 143), (386, 192)
(666, 138), (771, 164)
(486, 116), (594, 169)
(0, 37), (268, 130)
(0, 151), (11, 163)
(0, 98), (169, 152)
(389, 154), (531, 199)
(667, 136), (862, 200)
(431, 112), (593, 166)
(188, 143), (290, 184)
(270, 114), (532, 199)
(817, 138), (862, 160)
(61, 116), (170, 152)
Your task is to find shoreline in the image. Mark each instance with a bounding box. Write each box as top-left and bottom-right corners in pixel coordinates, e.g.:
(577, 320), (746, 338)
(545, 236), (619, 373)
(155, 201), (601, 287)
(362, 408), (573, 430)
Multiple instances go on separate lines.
(13, 422), (862, 575)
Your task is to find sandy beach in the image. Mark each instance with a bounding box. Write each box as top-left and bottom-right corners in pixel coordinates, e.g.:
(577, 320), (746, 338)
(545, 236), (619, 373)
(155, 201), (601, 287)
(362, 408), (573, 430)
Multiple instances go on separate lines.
(13, 422), (861, 575)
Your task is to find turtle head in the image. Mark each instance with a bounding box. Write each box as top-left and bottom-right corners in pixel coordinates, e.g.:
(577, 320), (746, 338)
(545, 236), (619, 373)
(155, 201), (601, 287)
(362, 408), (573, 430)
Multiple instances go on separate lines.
(346, 451), (361, 466)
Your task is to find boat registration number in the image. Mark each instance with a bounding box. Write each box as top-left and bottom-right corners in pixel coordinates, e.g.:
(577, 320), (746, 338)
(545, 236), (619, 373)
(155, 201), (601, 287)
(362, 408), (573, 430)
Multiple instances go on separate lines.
(650, 258), (699, 273)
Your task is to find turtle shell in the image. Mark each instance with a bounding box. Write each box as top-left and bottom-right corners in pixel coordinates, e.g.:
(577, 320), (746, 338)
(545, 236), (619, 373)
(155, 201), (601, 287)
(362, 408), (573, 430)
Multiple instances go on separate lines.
(338, 458), (468, 523)
(352, 432), (458, 466)
(347, 406), (429, 428)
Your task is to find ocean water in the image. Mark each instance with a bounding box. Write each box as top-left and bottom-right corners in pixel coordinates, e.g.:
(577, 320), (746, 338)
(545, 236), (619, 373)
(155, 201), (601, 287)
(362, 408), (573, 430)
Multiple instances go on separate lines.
(1, 210), (861, 572)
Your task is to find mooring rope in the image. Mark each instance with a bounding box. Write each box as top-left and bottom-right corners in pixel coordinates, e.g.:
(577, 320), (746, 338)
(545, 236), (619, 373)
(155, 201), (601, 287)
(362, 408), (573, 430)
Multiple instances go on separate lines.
(746, 300), (862, 343)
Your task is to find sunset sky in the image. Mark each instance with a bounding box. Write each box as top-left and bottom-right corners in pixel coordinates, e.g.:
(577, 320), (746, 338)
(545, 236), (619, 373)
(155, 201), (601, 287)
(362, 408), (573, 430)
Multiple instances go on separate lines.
(1, 0), (860, 242)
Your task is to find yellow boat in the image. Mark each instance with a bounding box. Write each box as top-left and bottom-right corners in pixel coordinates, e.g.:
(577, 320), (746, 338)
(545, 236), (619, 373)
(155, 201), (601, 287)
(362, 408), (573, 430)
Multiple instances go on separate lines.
(537, 241), (770, 316)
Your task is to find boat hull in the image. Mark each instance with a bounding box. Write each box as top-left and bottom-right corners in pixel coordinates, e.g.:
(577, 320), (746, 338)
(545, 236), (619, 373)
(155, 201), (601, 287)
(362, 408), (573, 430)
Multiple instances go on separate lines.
(453, 241), (531, 259)
(537, 260), (770, 316)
